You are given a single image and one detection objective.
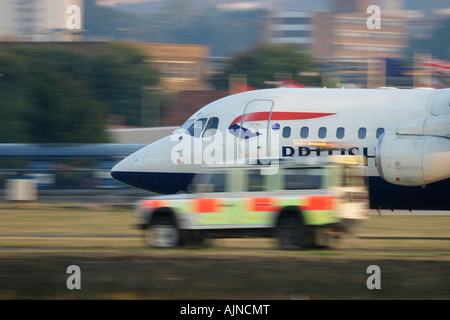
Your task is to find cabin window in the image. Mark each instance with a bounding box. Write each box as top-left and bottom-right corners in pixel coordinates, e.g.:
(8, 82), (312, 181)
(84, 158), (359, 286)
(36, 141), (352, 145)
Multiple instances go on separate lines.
(300, 127), (309, 138)
(336, 127), (345, 139)
(203, 117), (219, 137)
(318, 127), (327, 139)
(376, 128), (385, 139)
(282, 126), (291, 138)
(358, 127), (367, 139)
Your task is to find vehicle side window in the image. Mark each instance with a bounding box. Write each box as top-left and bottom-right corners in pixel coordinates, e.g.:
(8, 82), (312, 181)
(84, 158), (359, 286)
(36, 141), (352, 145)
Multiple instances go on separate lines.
(187, 118), (207, 137)
(284, 168), (322, 190)
(336, 127), (345, 139)
(300, 127), (309, 138)
(203, 117), (219, 138)
(376, 128), (385, 139)
(318, 127), (327, 139)
(282, 126), (291, 138)
(210, 172), (226, 192)
(193, 172), (226, 192)
(248, 170), (264, 191)
(358, 127), (367, 139)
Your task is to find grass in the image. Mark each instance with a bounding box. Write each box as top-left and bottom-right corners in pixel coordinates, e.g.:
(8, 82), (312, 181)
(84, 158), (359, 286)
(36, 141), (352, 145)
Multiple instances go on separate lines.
(0, 202), (136, 235)
(0, 202), (449, 259)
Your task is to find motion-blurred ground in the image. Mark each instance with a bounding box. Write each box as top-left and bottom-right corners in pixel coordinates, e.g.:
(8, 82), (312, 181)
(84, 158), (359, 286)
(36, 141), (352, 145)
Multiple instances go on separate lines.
(0, 203), (448, 299)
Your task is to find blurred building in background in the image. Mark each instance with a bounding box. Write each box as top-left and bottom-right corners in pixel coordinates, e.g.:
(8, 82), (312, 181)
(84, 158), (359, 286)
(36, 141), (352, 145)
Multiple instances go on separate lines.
(265, 11), (314, 52)
(333, 0), (404, 14)
(318, 14), (407, 59)
(0, 0), (84, 42)
(313, 0), (409, 88)
(160, 90), (228, 127)
(132, 43), (211, 92)
(262, 0), (411, 87)
(0, 0), (448, 90)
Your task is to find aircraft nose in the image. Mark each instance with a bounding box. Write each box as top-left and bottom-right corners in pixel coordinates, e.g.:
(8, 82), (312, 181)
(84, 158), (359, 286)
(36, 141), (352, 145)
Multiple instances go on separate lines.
(109, 136), (190, 193)
(110, 156), (135, 186)
(110, 143), (161, 190)
(111, 155), (134, 172)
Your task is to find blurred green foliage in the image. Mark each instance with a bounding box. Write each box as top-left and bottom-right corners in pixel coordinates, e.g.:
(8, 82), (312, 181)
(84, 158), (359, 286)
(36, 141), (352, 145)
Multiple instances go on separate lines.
(0, 43), (160, 143)
(212, 44), (332, 90)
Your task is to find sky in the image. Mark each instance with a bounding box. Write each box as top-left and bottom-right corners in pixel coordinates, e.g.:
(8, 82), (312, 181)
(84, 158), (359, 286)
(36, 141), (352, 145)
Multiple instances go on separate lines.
(96, 0), (151, 6)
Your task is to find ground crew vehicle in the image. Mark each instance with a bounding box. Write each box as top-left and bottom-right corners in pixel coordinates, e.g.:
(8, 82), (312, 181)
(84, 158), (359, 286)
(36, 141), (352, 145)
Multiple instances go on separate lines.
(134, 155), (369, 249)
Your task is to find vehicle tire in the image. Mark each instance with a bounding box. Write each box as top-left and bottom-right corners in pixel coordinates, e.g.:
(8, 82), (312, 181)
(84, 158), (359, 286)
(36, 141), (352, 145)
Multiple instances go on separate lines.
(276, 216), (307, 250)
(144, 217), (181, 248)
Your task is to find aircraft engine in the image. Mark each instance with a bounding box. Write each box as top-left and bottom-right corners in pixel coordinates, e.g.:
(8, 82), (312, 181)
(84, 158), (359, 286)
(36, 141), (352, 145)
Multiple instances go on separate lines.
(376, 114), (450, 186)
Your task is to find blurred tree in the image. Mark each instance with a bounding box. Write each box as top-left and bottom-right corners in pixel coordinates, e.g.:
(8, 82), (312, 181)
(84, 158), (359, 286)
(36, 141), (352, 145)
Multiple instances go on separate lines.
(87, 43), (160, 127)
(24, 75), (107, 143)
(0, 52), (34, 143)
(211, 44), (329, 90)
(8, 45), (108, 143)
(0, 43), (160, 143)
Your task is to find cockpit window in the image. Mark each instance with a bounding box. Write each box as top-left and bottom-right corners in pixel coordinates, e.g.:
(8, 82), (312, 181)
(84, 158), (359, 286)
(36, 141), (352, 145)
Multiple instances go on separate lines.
(202, 117), (219, 138)
(187, 118), (207, 137)
(177, 119), (195, 134)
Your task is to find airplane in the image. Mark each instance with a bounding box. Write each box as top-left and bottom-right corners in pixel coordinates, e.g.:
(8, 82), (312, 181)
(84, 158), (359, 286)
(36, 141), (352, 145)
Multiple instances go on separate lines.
(111, 87), (450, 211)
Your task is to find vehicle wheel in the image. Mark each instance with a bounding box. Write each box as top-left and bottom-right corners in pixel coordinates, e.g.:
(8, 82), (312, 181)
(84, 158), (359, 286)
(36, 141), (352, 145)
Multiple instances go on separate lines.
(276, 216), (307, 250)
(144, 217), (181, 248)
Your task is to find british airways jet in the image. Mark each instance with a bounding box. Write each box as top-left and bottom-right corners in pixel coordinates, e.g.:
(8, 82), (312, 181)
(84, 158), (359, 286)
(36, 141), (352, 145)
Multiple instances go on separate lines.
(111, 87), (450, 210)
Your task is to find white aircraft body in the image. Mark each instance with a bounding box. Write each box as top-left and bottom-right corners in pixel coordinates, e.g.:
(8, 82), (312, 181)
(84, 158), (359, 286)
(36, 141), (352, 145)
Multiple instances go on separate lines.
(111, 87), (450, 210)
